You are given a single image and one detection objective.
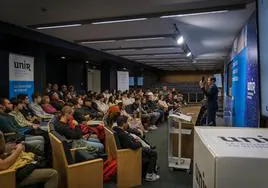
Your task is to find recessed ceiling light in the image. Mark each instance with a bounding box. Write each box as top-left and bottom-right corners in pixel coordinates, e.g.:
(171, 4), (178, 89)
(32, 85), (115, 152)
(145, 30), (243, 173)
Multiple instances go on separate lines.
(36, 24), (82, 30)
(122, 55), (148, 58)
(106, 49), (137, 53)
(92, 18), (147, 25)
(153, 54), (181, 57)
(125, 37), (165, 42)
(142, 47), (177, 51)
(160, 10), (229, 18)
(61, 56), (66, 59)
(81, 40), (116, 44)
(85, 61), (89, 64)
(177, 36), (184, 45)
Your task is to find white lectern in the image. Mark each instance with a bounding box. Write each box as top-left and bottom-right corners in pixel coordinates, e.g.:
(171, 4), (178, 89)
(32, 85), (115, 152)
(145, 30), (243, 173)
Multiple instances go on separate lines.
(168, 112), (192, 171)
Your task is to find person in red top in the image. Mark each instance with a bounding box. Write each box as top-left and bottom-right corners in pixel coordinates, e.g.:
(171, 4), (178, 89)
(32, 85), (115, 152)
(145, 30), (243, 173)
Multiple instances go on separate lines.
(41, 96), (57, 114)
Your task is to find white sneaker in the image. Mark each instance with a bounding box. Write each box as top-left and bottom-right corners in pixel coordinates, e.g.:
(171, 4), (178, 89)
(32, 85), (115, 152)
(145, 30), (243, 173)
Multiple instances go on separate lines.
(145, 173), (158, 182)
(153, 173), (160, 180)
(152, 125), (158, 130)
(149, 126), (157, 130)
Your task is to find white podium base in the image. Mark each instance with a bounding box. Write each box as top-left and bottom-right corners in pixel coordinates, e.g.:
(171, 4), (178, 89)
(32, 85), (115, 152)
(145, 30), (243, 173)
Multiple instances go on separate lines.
(168, 157), (191, 170)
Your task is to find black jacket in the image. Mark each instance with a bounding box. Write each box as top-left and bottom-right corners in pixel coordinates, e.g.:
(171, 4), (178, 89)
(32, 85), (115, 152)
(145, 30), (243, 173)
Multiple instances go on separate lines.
(147, 100), (158, 112)
(201, 84), (218, 110)
(82, 106), (99, 119)
(54, 120), (83, 140)
(113, 127), (142, 150)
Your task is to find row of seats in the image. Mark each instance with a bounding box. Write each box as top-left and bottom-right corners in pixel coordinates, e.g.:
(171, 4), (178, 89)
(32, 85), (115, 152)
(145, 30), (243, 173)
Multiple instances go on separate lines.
(155, 82), (201, 93)
(0, 125), (142, 188)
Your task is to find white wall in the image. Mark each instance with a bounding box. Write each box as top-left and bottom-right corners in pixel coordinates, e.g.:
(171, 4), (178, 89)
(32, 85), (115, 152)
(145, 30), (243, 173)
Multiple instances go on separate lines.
(87, 69), (101, 93)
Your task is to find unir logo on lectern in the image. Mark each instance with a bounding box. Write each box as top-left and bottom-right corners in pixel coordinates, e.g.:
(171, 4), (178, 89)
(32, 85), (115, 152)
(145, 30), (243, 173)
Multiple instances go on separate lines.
(218, 135), (268, 143)
(195, 163), (207, 188)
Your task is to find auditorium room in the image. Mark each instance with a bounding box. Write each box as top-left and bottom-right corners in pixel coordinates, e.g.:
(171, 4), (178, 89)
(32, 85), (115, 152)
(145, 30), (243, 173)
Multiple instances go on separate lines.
(0, 0), (267, 188)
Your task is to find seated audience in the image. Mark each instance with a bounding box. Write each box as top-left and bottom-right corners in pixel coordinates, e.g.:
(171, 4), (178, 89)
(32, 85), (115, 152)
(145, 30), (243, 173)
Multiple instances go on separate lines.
(108, 95), (116, 107)
(94, 94), (109, 115)
(68, 85), (77, 98)
(166, 93), (180, 110)
(0, 131), (58, 188)
(122, 93), (132, 106)
(115, 94), (122, 104)
(73, 96), (88, 123)
(59, 84), (68, 99)
(147, 92), (164, 124)
(82, 97), (103, 120)
(0, 98), (44, 152)
(9, 98), (41, 129)
(54, 106), (104, 152)
(17, 94), (39, 124)
(158, 95), (169, 112)
(50, 92), (65, 111)
(103, 90), (111, 103)
(140, 98), (159, 131)
(45, 83), (52, 95)
(41, 96), (57, 114)
(29, 92), (53, 119)
(113, 116), (160, 182)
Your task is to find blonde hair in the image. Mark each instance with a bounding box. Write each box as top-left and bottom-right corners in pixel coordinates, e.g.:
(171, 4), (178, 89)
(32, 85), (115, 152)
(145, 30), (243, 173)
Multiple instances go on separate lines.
(61, 105), (73, 116)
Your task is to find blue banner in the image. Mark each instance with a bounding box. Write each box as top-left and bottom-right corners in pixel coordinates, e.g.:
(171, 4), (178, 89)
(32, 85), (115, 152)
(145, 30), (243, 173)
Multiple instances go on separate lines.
(245, 12), (260, 127)
(9, 81), (34, 99)
(9, 53), (34, 99)
(232, 48), (247, 127)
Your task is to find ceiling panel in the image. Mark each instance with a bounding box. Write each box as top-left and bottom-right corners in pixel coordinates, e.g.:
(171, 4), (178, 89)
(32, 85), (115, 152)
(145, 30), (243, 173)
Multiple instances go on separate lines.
(0, 0), (253, 71)
(0, 0), (247, 25)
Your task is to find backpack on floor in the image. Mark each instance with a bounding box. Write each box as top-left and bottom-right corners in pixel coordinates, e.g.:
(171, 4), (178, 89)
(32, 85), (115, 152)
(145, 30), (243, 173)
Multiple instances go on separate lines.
(103, 159), (117, 182)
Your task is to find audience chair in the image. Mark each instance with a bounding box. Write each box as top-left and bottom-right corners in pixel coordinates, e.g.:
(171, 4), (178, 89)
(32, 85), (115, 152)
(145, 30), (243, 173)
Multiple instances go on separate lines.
(49, 133), (103, 188)
(0, 169), (16, 188)
(104, 127), (142, 188)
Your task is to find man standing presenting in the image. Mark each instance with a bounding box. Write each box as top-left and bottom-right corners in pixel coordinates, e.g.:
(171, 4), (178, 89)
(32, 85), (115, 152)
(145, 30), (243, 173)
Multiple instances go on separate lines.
(200, 77), (219, 126)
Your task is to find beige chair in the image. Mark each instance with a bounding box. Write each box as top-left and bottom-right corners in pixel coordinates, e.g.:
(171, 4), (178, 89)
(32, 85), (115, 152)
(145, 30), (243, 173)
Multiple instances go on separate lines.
(104, 127), (142, 188)
(49, 133), (103, 188)
(0, 169), (16, 188)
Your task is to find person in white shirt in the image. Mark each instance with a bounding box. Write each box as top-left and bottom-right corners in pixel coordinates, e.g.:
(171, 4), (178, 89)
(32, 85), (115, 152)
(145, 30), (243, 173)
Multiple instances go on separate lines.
(94, 94), (109, 114)
(122, 93), (131, 106)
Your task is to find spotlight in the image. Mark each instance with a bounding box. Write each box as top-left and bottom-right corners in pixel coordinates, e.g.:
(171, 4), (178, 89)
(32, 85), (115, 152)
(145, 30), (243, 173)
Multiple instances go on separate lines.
(177, 36), (184, 45)
(187, 52), (192, 57)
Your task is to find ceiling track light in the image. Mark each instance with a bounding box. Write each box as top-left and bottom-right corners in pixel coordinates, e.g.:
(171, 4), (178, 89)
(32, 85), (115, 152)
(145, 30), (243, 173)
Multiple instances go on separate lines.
(36, 24), (82, 30)
(177, 36), (184, 45)
(92, 18), (147, 25)
(187, 52), (192, 57)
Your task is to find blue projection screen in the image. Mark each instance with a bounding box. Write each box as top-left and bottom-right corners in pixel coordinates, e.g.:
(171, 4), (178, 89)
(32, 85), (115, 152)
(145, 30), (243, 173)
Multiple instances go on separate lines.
(258, 0), (268, 117)
(137, 77), (144, 86)
(129, 77), (134, 86)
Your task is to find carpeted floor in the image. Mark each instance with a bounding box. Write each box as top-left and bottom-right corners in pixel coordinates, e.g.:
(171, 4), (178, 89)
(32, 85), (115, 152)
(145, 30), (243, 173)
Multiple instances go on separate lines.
(104, 123), (193, 188)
